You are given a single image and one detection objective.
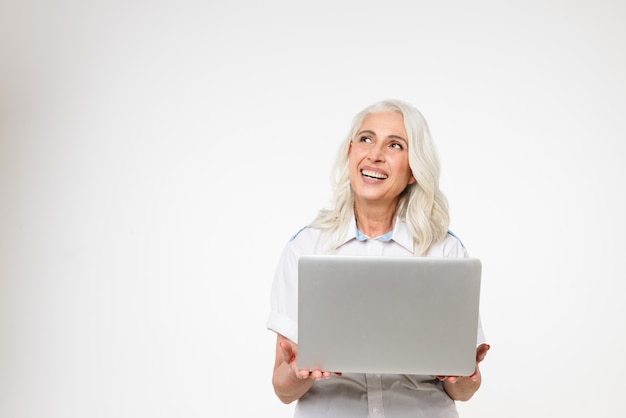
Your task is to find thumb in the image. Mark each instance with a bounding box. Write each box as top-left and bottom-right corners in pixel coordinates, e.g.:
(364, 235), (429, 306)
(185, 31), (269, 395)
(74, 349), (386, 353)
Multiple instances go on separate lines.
(476, 343), (490, 363)
(280, 341), (295, 363)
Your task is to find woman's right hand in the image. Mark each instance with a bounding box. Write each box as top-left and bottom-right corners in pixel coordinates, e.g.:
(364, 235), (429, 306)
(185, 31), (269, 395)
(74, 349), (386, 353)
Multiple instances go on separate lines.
(273, 334), (342, 403)
(278, 337), (338, 381)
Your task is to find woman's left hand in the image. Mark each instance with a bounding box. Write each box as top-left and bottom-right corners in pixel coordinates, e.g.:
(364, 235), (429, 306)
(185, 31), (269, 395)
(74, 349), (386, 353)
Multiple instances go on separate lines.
(437, 343), (490, 383)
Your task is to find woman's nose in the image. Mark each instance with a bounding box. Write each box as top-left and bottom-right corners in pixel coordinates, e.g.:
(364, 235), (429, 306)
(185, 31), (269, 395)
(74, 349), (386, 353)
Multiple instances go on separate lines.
(367, 143), (385, 162)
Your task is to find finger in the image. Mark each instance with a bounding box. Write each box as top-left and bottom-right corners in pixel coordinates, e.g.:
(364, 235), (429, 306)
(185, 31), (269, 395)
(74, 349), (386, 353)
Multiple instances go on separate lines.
(279, 341), (294, 362)
(307, 370), (337, 380)
(310, 370), (324, 380)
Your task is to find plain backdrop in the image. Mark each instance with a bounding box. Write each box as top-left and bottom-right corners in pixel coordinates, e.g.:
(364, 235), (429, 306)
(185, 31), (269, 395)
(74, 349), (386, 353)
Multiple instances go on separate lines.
(1, 1), (625, 417)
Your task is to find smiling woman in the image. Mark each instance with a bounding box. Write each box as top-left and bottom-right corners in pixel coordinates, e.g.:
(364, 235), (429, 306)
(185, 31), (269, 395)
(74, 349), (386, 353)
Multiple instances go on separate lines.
(310, 100), (451, 256)
(266, 99), (489, 417)
(348, 111), (416, 232)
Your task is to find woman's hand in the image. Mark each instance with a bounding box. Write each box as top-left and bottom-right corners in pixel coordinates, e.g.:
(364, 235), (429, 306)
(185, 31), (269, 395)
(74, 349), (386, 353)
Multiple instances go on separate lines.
(437, 343), (490, 383)
(438, 343), (490, 401)
(279, 339), (338, 380)
(278, 337), (341, 380)
(272, 334), (341, 404)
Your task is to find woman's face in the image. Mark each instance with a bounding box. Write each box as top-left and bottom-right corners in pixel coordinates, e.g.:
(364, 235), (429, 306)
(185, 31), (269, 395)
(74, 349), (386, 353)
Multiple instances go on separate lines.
(348, 111), (416, 208)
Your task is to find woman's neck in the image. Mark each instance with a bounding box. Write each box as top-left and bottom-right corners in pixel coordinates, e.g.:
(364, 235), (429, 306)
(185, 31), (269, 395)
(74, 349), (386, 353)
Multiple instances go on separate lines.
(354, 201), (397, 238)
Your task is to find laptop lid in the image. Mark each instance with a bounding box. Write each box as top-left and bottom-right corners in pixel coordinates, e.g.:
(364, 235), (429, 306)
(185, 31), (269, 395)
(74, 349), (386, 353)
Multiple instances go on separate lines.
(297, 255), (481, 376)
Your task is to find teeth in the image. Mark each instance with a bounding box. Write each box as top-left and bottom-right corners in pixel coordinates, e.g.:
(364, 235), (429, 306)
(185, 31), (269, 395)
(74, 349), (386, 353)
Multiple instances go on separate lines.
(362, 169), (388, 180)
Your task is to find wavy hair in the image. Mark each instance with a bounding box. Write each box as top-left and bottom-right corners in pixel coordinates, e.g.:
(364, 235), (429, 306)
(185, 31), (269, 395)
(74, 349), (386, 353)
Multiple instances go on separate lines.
(310, 99), (450, 256)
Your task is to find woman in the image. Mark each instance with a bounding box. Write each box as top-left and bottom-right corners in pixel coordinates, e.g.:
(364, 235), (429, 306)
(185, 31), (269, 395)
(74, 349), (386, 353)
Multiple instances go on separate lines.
(266, 99), (490, 417)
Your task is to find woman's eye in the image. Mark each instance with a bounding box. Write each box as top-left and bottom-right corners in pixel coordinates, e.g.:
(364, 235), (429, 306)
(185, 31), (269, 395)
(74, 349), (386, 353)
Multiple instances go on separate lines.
(390, 142), (404, 150)
(360, 136), (373, 144)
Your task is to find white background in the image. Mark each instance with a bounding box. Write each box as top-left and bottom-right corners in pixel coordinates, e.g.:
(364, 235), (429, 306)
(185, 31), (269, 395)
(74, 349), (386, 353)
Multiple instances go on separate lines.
(1, 1), (625, 417)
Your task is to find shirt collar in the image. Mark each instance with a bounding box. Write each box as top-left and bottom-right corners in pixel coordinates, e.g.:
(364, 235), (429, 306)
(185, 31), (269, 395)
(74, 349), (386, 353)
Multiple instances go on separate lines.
(339, 216), (414, 252)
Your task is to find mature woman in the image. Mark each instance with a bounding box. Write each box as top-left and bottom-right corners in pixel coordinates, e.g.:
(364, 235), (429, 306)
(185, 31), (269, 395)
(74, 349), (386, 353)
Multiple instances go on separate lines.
(266, 99), (490, 417)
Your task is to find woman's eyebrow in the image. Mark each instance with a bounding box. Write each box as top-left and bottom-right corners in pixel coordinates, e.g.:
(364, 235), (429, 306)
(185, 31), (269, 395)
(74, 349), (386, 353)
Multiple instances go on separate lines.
(357, 130), (408, 144)
(357, 129), (376, 137)
(388, 134), (408, 143)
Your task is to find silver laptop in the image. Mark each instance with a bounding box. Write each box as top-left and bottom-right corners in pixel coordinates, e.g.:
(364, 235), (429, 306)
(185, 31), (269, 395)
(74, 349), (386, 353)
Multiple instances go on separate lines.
(297, 255), (481, 376)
